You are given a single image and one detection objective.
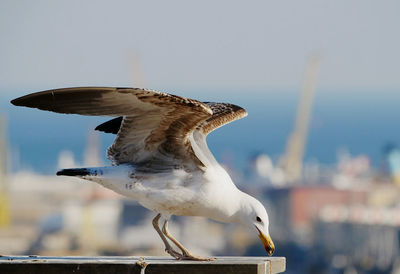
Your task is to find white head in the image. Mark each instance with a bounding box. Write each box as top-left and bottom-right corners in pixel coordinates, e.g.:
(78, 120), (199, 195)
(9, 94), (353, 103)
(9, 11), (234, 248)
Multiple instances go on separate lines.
(236, 193), (275, 256)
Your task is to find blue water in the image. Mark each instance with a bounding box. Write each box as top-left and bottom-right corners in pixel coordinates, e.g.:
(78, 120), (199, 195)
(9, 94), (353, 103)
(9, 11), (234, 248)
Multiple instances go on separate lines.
(2, 88), (400, 174)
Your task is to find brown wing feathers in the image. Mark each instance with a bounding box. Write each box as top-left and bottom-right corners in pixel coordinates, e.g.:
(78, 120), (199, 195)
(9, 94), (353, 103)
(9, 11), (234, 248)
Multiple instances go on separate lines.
(95, 102), (247, 136)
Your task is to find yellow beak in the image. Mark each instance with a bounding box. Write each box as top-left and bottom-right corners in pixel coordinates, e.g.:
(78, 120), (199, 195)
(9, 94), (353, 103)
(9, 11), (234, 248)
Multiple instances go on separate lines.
(256, 226), (275, 256)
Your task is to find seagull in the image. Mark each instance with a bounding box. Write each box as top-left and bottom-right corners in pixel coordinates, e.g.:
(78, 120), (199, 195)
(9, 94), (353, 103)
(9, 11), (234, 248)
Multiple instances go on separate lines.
(11, 87), (275, 261)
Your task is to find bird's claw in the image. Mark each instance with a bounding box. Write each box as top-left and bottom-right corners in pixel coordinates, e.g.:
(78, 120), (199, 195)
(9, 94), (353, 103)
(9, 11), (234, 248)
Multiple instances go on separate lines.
(165, 248), (183, 259)
(165, 247), (215, 261)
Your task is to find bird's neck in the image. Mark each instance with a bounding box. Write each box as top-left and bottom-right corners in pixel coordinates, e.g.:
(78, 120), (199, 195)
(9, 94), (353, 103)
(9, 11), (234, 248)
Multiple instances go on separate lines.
(229, 190), (257, 224)
(202, 167), (250, 223)
(213, 189), (243, 223)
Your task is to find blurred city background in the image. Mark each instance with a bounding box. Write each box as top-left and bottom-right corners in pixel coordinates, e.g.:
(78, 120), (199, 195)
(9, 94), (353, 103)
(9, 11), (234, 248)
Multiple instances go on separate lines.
(1, 1), (400, 273)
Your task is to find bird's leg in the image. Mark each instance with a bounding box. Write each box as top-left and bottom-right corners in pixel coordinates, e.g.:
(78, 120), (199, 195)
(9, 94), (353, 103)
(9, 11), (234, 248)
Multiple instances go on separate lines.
(161, 219), (215, 261)
(152, 214), (182, 259)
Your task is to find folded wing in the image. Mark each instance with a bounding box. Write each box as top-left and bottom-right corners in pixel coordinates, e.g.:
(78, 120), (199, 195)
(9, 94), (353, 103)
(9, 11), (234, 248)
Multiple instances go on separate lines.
(96, 101), (248, 168)
(95, 102), (248, 136)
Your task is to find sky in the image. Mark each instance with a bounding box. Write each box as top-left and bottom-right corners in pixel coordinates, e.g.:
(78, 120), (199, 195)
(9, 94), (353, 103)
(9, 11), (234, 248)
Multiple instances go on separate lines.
(0, 0), (399, 94)
(1, 1), (400, 173)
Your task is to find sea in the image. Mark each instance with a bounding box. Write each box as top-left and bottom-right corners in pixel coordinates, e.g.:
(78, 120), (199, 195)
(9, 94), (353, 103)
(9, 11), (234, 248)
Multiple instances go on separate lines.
(1, 88), (400, 174)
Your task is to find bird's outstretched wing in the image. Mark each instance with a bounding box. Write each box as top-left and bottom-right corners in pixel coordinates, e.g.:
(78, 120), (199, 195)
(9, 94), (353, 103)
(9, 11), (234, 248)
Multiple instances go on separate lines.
(11, 87), (212, 168)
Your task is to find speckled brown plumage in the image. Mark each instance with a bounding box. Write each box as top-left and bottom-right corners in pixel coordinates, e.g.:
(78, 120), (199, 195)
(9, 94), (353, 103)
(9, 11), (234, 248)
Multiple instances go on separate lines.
(200, 102), (248, 135)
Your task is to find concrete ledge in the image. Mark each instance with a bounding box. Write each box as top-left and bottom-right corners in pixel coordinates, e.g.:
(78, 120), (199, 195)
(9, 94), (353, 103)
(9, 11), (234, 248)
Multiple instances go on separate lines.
(0, 256), (286, 274)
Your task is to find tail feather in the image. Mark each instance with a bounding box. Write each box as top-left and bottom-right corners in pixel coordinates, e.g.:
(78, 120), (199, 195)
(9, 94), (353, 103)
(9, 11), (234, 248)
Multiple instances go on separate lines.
(56, 168), (102, 177)
(56, 165), (134, 196)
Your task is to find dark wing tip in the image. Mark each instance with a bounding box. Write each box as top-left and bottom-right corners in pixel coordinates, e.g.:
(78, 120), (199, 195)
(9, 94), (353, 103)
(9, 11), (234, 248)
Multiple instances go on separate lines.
(10, 97), (28, 106)
(95, 116), (124, 134)
(9, 87), (119, 115)
(10, 91), (56, 110)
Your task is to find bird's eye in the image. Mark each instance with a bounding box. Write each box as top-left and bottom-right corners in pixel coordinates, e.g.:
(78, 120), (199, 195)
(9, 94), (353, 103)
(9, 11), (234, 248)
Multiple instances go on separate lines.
(256, 216), (262, 223)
